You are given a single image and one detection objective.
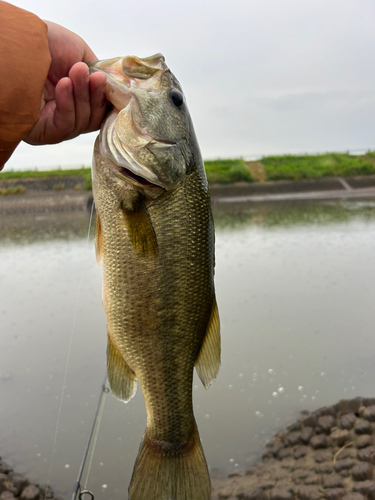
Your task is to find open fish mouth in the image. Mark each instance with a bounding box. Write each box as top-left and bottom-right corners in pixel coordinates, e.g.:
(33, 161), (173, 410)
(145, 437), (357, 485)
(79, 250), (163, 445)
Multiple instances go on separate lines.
(113, 163), (162, 189)
(98, 109), (169, 190)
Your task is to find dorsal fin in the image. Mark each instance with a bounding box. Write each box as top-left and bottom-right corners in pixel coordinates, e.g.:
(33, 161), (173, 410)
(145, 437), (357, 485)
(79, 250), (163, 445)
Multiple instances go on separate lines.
(195, 296), (221, 389)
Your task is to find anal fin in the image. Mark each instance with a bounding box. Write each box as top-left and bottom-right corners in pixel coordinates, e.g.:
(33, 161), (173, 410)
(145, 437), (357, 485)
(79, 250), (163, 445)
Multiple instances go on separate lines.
(195, 296), (221, 389)
(107, 331), (137, 402)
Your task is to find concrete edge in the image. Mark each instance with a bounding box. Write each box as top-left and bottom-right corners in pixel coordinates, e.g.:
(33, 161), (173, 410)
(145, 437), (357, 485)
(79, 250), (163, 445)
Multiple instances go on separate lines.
(2, 175), (375, 214)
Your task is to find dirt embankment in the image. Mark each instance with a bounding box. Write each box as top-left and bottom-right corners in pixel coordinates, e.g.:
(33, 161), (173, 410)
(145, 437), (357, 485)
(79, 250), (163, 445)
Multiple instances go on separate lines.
(212, 397), (375, 500)
(2, 175), (375, 214)
(0, 176), (90, 215)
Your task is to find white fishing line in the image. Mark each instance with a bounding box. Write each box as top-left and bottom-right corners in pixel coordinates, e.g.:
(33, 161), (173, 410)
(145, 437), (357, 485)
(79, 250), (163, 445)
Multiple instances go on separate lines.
(43, 202), (95, 500)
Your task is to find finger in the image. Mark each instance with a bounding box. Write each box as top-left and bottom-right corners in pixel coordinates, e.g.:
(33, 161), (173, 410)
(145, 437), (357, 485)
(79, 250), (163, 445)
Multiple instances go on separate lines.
(85, 72), (107, 133)
(69, 62), (91, 134)
(52, 77), (76, 138)
(25, 78), (76, 145)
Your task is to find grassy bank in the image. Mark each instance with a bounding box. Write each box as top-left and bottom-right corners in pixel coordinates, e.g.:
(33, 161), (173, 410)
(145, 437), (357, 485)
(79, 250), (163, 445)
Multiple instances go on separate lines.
(261, 152), (375, 181)
(2, 152), (375, 187)
(0, 167), (92, 190)
(204, 159), (252, 184)
(1, 162), (252, 186)
(206, 151), (375, 183)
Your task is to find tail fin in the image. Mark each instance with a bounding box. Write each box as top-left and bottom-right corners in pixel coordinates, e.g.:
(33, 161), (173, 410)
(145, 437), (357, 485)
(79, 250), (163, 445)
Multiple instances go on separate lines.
(129, 423), (211, 500)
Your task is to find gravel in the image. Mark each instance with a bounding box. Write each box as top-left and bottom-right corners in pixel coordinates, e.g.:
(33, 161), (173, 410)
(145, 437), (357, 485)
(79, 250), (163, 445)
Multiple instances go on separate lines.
(0, 461), (61, 500)
(212, 397), (375, 500)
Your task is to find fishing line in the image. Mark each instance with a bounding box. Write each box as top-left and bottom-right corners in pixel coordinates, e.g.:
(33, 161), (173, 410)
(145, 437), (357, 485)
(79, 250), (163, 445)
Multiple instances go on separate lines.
(44, 202), (95, 500)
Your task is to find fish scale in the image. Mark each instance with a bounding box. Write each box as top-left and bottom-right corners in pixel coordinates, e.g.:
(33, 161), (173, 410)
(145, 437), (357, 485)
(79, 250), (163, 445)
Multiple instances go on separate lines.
(102, 171), (213, 442)
(91, 53), (220, 500)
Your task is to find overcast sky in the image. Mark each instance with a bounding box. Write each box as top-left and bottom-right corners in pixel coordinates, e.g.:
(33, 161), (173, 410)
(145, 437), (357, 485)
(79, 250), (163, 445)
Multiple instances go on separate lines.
(5, 0), (375, 170)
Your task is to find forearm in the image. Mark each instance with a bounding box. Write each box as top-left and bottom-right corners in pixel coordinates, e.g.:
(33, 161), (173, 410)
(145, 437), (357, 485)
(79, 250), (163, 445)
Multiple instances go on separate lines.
(0, 1), (51, 169)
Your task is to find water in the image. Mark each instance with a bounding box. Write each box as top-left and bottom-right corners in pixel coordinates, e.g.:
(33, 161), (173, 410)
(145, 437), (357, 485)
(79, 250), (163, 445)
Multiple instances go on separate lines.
(1, 199), (375, 498)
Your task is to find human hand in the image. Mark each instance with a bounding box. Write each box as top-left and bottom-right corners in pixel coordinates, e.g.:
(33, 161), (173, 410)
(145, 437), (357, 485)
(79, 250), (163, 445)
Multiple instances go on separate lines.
(25, 21), (108, 146)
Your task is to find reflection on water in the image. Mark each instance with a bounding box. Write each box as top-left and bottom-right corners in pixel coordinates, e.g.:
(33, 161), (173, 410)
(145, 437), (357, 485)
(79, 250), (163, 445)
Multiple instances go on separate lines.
(213, 198), (375, 229)
(1, 198), (375, 498)
(0, 212), (95, 246)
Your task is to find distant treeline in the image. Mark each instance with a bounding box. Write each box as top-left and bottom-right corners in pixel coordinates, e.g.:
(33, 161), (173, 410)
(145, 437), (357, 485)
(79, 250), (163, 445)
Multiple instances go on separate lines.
(2, 151), (375, 187)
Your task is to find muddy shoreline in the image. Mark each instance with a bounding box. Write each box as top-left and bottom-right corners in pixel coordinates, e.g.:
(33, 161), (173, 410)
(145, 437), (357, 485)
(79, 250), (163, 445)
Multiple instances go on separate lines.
(212, 397), (375, 500)
(2, 175), (375, 214)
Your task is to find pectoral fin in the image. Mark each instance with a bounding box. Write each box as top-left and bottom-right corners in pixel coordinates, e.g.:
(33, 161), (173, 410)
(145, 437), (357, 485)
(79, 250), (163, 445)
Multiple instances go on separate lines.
(95, 213), (103, 265)
(195, 296), (221, 389)
(107, 331), (137, 402)
(121, 202), (158, 258)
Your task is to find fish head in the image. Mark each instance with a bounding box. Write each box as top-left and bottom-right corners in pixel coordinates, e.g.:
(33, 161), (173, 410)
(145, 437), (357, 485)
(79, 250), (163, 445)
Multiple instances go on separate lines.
(89, 54), (200, 192)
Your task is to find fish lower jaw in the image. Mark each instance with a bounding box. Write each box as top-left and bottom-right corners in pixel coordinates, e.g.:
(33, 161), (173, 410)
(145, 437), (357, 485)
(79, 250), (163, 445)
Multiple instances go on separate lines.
(99, 112), (165, 191)
(113, 162), (163, 190)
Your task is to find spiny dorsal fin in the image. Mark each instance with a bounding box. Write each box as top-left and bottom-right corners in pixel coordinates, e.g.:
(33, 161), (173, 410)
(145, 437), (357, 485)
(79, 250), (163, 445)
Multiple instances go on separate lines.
(107, 330), (137, 402)
(95, 213), (103, 265)
(121, 201), (158, 258)
(195, 296), (221, 389)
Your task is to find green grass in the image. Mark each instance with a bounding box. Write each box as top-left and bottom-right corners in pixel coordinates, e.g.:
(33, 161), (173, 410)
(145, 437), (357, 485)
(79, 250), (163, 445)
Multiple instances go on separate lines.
(0, 167), (92, 190)
(2, 152), (375, 186)
(261, 153), (375, 181)
(204, 159), (253, 184)
(0, 185), (26, 196)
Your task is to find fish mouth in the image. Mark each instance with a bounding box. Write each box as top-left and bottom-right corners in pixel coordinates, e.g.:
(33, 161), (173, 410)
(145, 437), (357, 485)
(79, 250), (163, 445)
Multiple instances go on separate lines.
(88, 54), (167, 81)
(88, 54), (168, 112)
(112, 163), (162, 189)
(99, 110), (168, 191)
(92, 54), (181, 191)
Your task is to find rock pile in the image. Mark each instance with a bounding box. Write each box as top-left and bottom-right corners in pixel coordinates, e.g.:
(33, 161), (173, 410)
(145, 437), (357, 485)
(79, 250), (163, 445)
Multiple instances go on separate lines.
(0, 460), (61, 500)
(212, 397), (375, 500)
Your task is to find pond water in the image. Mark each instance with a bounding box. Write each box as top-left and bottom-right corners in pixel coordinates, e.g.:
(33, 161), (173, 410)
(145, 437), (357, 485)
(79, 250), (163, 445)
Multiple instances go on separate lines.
(1, 198), (375, 499)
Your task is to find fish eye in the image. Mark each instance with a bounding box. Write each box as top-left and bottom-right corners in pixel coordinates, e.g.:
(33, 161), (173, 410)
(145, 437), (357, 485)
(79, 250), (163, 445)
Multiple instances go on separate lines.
(169, 90), (184, 108)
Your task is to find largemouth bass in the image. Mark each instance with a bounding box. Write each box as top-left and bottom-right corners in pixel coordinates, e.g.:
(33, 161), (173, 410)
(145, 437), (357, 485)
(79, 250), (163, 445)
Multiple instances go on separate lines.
(89, 53), (220, 500)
